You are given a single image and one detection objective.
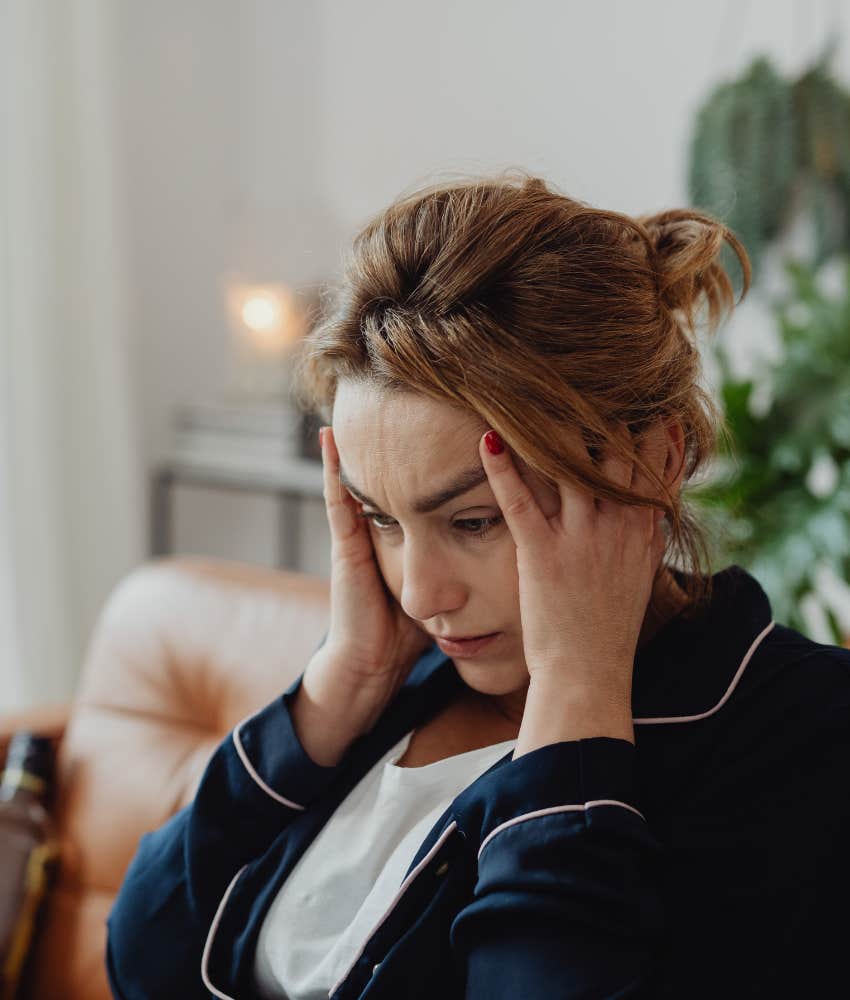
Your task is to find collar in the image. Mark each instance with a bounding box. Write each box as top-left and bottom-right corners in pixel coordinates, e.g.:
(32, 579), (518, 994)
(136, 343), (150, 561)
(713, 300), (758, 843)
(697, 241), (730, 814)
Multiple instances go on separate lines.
(631, 564), (775, 724)
(404, 564), (776, 726)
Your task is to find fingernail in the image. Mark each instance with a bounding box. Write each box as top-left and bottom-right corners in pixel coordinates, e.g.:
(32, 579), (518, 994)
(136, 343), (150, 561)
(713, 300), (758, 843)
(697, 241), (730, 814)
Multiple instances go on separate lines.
(484, 430), (504, 455)
(318, 427), (325, 448)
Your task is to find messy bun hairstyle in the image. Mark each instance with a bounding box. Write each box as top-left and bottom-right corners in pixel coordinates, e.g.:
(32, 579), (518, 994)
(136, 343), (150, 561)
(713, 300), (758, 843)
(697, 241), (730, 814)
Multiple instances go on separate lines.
(292, 171), (751, 613)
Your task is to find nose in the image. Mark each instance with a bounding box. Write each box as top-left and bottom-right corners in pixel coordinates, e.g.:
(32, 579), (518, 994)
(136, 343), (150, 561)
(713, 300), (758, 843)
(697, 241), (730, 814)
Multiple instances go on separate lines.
(399, 536), (466, 624)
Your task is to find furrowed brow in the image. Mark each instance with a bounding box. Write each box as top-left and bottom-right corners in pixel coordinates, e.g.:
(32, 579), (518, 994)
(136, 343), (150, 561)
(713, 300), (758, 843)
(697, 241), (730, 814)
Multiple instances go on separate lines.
(338, 464), (490, 515)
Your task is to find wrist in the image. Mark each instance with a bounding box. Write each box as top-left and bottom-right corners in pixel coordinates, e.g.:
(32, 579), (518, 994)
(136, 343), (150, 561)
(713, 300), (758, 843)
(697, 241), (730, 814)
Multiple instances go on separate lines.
(527, 670), (633, 714)
(304, 651), (388, 734)
(514, 674), (635, 759)
(291, 654), (385, 768)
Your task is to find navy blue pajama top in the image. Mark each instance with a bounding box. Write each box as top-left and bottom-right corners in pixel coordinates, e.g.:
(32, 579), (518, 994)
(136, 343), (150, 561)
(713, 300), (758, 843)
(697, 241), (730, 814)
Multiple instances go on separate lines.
(105, 564), (850, 998)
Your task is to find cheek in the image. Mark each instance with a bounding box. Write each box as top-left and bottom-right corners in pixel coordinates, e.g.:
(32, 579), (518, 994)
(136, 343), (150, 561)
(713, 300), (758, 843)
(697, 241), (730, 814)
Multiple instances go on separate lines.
(370, 540), (401, 598)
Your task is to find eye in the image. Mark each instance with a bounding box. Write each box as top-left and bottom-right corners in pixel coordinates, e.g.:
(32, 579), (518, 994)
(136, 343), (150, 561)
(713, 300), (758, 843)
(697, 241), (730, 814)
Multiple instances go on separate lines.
(356, 512), (504, 541)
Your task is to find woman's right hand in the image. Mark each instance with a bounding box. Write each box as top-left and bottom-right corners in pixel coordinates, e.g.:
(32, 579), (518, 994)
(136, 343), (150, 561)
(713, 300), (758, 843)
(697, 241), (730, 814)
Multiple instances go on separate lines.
(299, 425), (434, 750)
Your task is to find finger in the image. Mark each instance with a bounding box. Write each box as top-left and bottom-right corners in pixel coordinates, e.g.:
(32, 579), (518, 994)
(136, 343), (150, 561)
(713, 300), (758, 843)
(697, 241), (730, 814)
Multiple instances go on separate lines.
(650, 508), (667, 570)
(479, 430), (550, 549)
(629, 423), (671, 524)
(596, 421), (635, 516)
(320, 426), (363, 544)
(553, 425), (597, 527)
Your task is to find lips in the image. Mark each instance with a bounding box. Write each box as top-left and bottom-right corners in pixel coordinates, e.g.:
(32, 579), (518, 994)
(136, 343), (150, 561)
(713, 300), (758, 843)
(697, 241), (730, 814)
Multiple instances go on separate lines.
(433, 632), (501, 657)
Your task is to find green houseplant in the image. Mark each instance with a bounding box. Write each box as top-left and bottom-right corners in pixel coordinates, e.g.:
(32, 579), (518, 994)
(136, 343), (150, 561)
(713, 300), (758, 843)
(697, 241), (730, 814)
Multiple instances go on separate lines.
(687, 47), (850, 645)
(689, 254), (850, 643)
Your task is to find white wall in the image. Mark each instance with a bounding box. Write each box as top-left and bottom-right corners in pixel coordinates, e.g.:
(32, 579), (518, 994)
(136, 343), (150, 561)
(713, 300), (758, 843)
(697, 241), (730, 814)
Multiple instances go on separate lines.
(113, 0), (850, 581)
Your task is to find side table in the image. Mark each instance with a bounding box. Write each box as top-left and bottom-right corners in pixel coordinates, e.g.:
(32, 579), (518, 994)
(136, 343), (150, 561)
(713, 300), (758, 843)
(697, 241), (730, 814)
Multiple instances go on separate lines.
(150, 455), (324, 570)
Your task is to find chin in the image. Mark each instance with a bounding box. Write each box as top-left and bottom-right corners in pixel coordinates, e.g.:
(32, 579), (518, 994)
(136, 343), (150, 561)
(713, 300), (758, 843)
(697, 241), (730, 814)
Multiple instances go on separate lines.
(453, 659), (529, 697)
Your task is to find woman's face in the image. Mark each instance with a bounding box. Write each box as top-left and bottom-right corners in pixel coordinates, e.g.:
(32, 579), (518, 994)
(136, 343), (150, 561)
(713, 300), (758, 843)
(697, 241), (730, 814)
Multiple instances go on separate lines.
(332, 380), (562, 699)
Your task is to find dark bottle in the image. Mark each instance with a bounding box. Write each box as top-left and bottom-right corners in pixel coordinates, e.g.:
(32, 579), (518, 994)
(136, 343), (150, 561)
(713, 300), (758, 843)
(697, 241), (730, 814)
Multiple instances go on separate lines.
(0, 732), (60, 1000)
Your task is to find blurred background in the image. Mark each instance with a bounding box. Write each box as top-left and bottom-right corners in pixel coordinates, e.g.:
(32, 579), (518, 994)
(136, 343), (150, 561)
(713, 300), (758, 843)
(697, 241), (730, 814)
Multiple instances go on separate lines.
(2, 0), (850, 713)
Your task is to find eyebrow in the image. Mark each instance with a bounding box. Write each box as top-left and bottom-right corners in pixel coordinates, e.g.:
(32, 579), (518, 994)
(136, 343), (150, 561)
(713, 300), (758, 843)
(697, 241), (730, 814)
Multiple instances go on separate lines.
(338, 463), (490, 515)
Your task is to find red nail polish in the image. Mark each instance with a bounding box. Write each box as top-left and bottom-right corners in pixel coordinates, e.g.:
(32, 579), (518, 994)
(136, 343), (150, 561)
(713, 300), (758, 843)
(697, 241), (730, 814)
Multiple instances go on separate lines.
(484, 430), (504, 455)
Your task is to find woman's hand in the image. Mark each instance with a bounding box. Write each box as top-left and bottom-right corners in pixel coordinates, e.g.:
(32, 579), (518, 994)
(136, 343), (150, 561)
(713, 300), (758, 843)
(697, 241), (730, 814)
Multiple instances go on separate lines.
(478, 424), (667, 748)
(307, 426), (434, 734)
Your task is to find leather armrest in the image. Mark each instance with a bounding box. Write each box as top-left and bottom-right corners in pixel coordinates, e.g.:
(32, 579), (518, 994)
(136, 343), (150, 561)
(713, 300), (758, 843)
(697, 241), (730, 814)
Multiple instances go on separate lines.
(0, 703), (71, 768)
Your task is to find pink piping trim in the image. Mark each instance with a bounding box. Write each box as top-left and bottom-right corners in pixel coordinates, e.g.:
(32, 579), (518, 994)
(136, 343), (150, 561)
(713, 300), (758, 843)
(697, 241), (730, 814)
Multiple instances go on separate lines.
(478, 799), (645, 860)
(327, 820), (459, 997)
(201, 864), (247, 1000)
(476, 620), (777, 861)
(633, 619), (776, 725)
(232, 718), (306, 811)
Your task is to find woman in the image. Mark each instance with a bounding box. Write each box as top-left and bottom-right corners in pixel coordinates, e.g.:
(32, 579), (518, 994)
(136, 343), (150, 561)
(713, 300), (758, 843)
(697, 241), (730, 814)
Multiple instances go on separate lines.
(106, 174), (850, 999)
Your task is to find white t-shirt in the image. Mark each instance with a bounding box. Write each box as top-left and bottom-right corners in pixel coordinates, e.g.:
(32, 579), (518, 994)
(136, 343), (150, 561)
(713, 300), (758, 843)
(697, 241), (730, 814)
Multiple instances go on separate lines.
(252, 727), (518, 1000)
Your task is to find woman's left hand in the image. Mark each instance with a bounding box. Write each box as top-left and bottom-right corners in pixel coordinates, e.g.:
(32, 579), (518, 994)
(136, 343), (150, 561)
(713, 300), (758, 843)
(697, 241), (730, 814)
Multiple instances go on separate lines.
(479, 424), (667, 713)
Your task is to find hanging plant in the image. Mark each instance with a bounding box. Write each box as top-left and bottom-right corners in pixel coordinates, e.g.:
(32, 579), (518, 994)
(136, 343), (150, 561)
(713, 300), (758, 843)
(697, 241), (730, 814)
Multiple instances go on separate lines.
(688, 55), (796, 283)
(791, 43), (850, 265)
(688, 42), (850, 281)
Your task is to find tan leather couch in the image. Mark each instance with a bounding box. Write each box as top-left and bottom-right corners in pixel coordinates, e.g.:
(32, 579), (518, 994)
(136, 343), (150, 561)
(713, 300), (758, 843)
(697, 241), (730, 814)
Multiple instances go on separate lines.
(0, 557), (331, 1000)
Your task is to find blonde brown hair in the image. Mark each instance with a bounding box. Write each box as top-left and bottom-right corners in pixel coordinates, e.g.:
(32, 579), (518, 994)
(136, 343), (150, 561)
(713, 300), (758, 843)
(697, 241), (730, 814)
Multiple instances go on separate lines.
(292, 171), (751, 614)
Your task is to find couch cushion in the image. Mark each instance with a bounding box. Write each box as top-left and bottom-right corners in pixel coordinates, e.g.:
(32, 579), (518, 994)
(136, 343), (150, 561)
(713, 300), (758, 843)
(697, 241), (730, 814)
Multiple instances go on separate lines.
(31, 557), (330, 1000)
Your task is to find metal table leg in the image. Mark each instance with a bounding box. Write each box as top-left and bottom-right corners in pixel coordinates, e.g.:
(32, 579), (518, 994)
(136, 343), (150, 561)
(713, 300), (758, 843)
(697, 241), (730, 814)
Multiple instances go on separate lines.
(150, 467), (174, 557)
(277, 491), (301, 570)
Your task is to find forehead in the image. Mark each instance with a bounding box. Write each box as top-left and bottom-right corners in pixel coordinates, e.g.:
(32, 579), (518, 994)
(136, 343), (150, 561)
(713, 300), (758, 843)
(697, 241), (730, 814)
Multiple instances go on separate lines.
(332, 381), (483, 447)
(331, 381), (490, 508)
